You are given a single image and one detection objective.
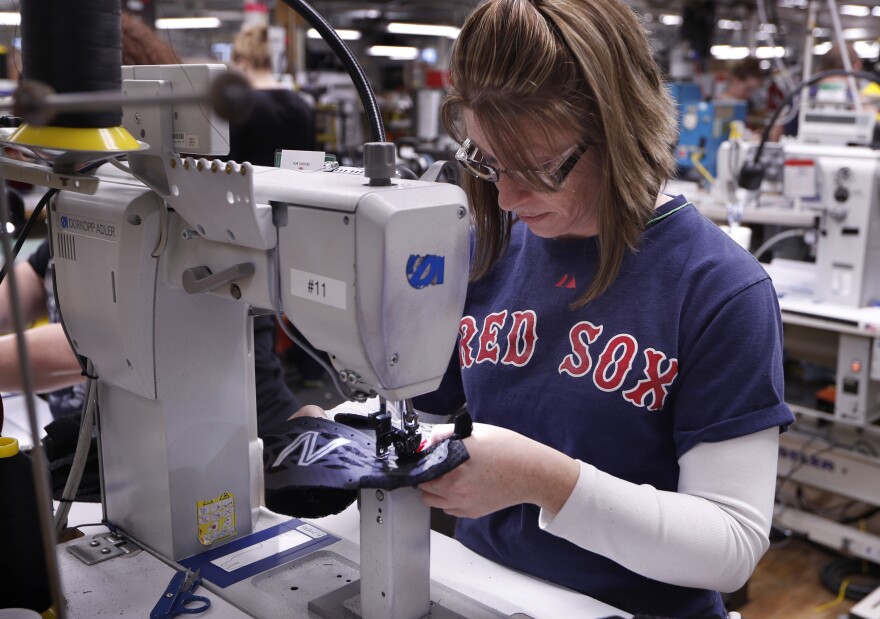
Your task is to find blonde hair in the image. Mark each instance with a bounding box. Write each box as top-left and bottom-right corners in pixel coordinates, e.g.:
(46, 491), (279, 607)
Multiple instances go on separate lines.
(232, 23), (272, 71)
(441, 0), (677, 307)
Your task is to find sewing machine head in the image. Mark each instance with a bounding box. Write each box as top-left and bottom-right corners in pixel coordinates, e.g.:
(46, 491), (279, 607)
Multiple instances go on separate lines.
(39, 64), (470, 559)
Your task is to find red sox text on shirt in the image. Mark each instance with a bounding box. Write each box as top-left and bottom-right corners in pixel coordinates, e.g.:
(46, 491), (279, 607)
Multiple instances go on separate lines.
(458, 310), (679, 411)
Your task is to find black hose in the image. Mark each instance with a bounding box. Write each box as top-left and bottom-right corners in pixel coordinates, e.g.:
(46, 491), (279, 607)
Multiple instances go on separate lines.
(0, 188), (57, 286)
(278, 0), (386, 143)
(820, 557), (880, 600)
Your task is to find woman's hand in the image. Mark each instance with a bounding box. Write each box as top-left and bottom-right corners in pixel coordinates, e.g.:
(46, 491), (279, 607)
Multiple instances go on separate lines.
(418, 423), (579, 519)
(288, 405), (329, 420)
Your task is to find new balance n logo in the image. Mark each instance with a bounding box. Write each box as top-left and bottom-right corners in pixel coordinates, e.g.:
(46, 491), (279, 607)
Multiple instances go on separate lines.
(271, 431), (351, 467)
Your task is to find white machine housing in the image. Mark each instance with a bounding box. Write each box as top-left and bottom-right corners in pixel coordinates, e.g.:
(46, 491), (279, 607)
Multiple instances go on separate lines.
(47, 66), (471, 566)
(715, 140), (880, 308)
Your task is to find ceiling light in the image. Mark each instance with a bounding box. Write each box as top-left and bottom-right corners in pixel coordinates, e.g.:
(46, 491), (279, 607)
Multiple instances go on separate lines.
(307, 28), (362, 40)
(366, 45), (419, 60)
(347, 9), (382, 19)
(386, 23), (461, 38)
(854, 40), (880, 57)
(710, 45), (750, 60)
(812, 27), (831, 37)
(155, 17), (221, 29)
(756, 46), (786, 58)
(843, 27), (869, 39)
(813, 42), (833, 54)
(717, 19), (743, 30)
(660, 14), (683, 25)
(0, 12), (20, 25)
(840, 4), (870, 15)
(873, 6), (880, 16)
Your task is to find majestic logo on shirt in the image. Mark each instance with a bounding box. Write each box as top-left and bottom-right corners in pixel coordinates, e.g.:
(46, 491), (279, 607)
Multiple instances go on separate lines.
(271, 431), (351, 467)
(458, 312), (678, 411)
(406, 254), (445, 289)
(555, 273), (577, 289)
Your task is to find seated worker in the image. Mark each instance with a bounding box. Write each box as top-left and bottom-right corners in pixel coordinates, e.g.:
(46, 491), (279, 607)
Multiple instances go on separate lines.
(295, 0), (794, 615)
(718, 56), (766, 102)
(228, 22), (316, 166)
(229, 21), (330, 387)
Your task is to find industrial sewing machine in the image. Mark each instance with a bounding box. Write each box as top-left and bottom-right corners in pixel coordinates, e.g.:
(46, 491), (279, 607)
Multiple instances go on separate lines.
(0, 64), (628, 618)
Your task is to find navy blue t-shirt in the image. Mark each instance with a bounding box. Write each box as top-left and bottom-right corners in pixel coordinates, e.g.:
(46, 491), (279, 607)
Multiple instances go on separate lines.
(416, 195), (793, 617)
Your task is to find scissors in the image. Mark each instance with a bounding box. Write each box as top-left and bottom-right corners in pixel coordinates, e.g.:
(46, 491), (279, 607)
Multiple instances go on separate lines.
(150, 568), (211, 618)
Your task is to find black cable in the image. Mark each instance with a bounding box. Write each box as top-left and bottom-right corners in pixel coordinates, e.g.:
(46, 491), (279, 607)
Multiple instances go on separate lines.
(0, 187), (56, 286)
(820, 557), (880, 600)
(278, 0), (385, 143)
(739, 69), (880, 190)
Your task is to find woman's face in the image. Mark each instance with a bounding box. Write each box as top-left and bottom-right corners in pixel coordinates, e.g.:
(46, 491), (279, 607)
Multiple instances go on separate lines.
(463, 110), (601, 239)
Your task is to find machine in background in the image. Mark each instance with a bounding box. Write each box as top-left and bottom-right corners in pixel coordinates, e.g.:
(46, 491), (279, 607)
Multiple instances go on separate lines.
(699, 97), (880, 616)
(669, 81), (747, 183)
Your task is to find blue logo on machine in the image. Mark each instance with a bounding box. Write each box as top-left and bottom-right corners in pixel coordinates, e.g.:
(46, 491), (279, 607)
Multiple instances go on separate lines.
(60, 216), (68, 228)
(406, 254), (445, 289)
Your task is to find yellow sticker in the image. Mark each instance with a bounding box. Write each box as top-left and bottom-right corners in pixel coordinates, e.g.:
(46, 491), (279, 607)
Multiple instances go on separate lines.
(197, 492), (236, 545)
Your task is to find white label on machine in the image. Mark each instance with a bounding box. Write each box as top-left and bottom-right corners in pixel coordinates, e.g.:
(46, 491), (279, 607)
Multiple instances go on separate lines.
(277, 149), (325, 171)
(173, 132), (200, 150)
(58, 213), (119, 242)
(209, 529), (312, 572)
(831, 264), (853, 297)
(783, 159), (817, 198)
(290, 268), (347, 310)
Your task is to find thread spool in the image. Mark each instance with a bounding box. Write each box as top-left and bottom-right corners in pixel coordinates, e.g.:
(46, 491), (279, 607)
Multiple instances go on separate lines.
(20, 0), (122, 128)
(0, 437), (52, 613)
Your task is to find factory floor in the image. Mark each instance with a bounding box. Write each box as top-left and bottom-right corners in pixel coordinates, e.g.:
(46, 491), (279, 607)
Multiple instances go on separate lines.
(735, 537), (858, 618)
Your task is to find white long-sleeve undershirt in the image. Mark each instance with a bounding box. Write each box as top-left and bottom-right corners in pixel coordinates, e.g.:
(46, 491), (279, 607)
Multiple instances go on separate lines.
(538, 427), (779, 592)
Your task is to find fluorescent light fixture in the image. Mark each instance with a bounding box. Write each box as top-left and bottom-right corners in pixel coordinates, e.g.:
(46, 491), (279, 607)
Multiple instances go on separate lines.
(840, 4), (870, 15)
(813, 41), (833, 54)
(347, 9), (382, 19)
(717, 19), (743, 30)
(844, 27), (869, 39)
(659, 14), (683, 25)
(0, 12), (20, 25)
(366, 45), (419, 60)
(759, 23), (778, 33)
(854, 40), (880, 57)
(756, 46), (786, 58)
(386, 22), (461, 38)
(307, 28), (361, 40)
(812, 27), (831, 37)
(155, 17), (221, 29)
(710, 45), (751, 60)
(873, 6), (880, 16)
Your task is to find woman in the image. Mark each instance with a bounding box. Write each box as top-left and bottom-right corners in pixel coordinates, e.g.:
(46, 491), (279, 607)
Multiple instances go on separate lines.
(414, 0), (792, 614)
(300, 0), (793, 615)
